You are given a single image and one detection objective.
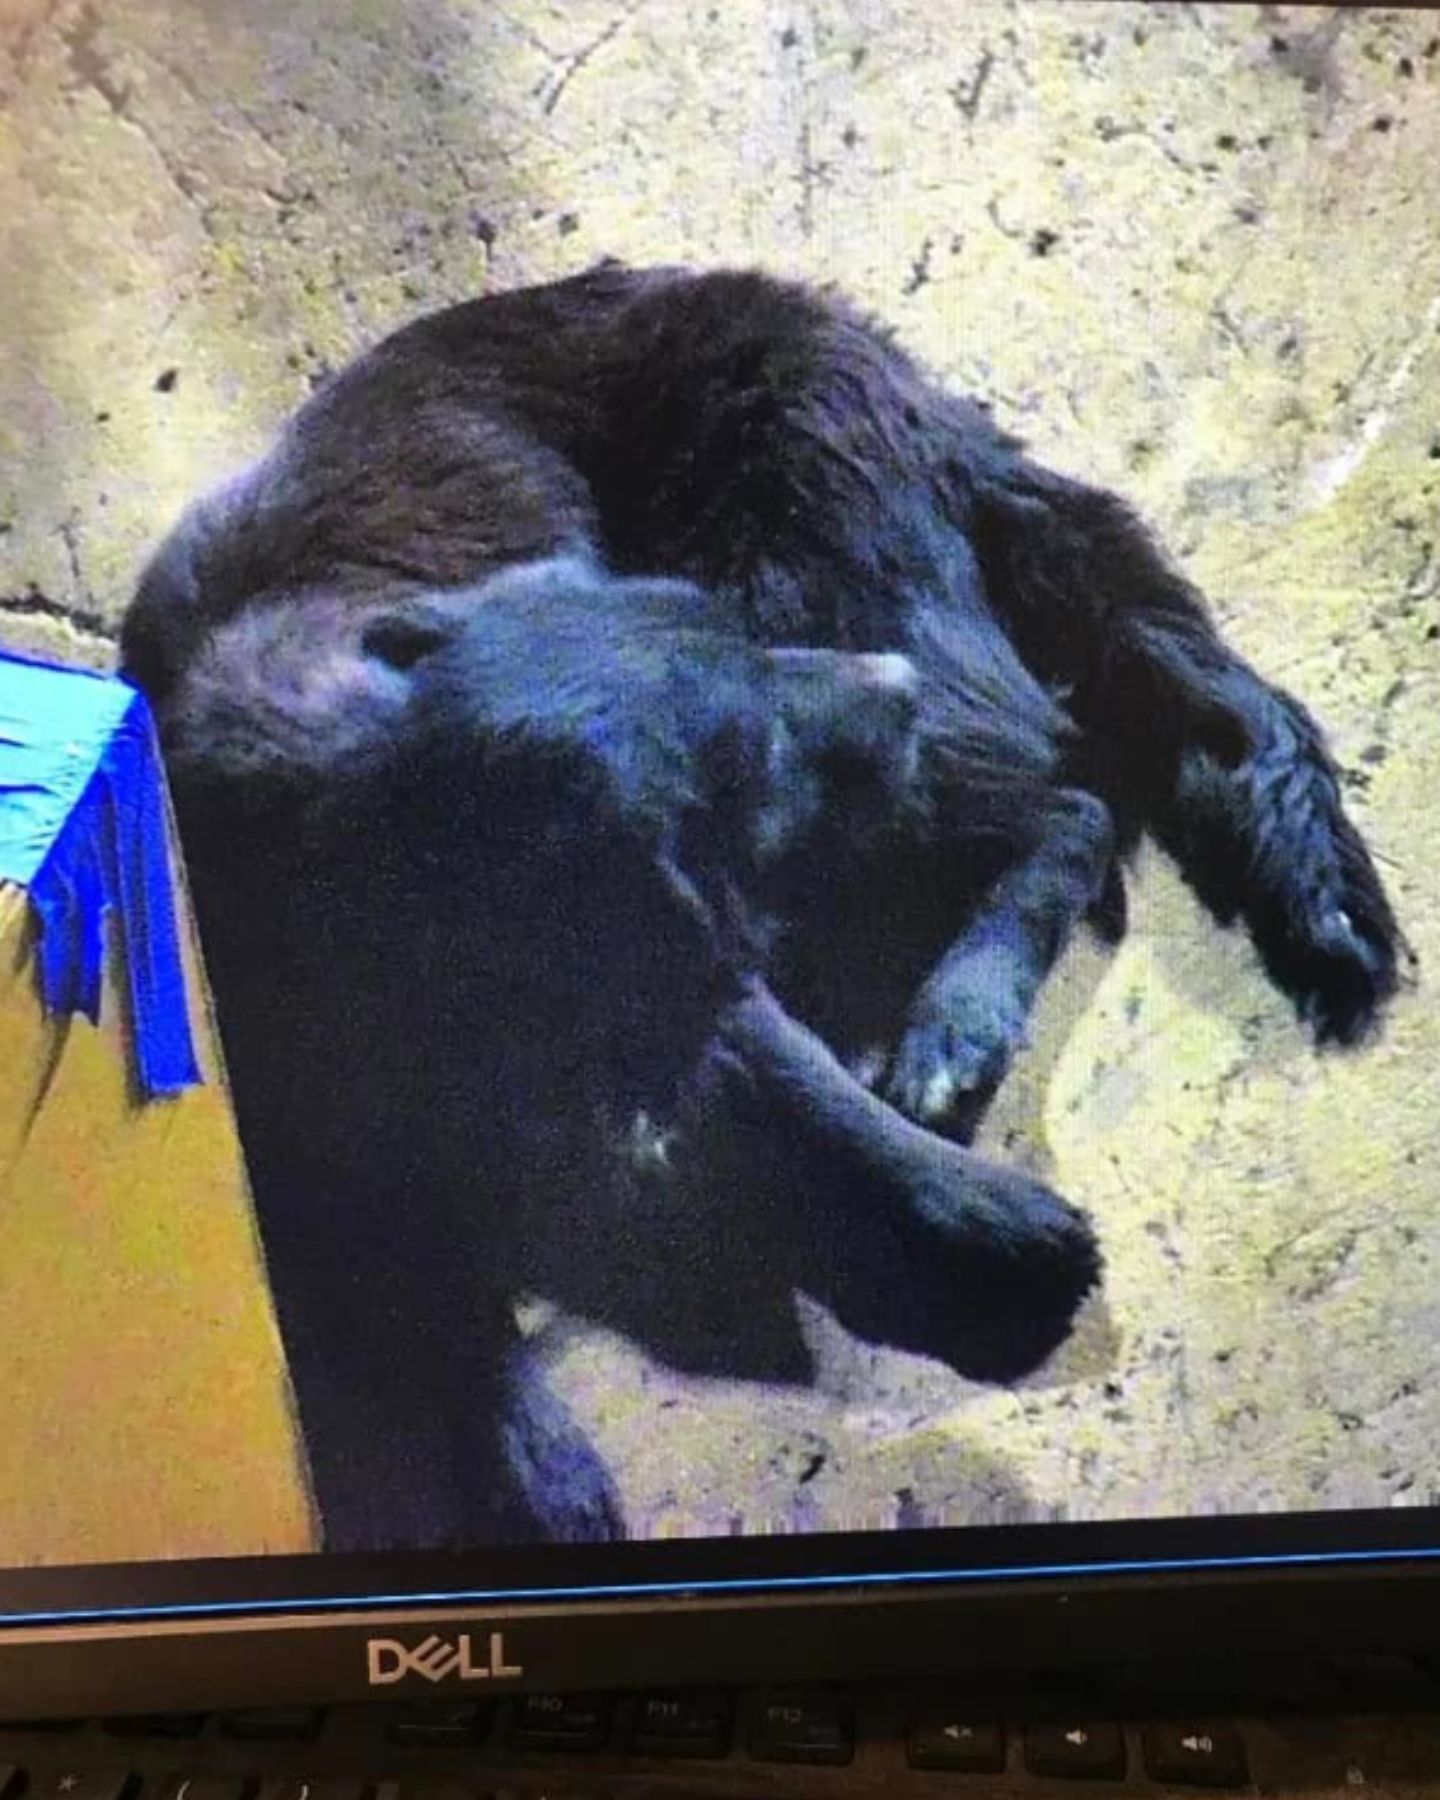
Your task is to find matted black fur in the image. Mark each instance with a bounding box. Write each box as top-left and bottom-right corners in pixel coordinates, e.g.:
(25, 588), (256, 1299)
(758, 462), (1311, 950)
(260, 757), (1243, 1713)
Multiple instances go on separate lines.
(124, 263), (1398, 1550)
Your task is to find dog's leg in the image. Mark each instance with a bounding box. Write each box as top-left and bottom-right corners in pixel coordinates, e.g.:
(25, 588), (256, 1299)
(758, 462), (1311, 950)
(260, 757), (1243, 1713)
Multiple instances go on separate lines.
(971, 461), (1401, 1045)
(884, 786), (1115, 1135)
(684, 982), (1102, 1383)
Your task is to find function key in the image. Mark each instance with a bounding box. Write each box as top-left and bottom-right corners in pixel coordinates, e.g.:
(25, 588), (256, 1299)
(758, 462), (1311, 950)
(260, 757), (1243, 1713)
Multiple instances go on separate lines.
(155, 1782), (251, 1800)
(908, 1714), (1006, 1772)
(507, 1693), (610, 1752)
(1142, 1723), (1249, 1787)
(386, 1700), (491, 1748)
(372, 1786), (485, 1800)
(218, 1707), (323, 1742)
(749, 1690), (853, 1765)
(255, 1784), (368, 1800)
(1026, 1721), (1126, 1779)
(103, 1717), (207, 1738)
(33, 1776), (138, 1800)
(632, 1691), (730, 1757)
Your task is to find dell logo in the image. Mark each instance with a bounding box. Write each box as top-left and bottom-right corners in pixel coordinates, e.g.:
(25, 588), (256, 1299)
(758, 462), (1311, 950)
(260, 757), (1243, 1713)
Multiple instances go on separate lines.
(366, 1631), (523, 1685)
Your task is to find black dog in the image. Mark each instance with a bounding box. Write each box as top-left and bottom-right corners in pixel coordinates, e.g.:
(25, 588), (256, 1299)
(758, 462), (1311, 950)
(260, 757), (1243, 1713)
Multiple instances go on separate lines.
(130, 551), (1099, 1549)
(123, 263), (1397, 1550)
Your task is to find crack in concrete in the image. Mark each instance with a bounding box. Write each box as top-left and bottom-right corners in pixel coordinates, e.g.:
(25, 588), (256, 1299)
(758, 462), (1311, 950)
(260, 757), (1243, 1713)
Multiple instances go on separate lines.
(60, 4), (126, 113)
(797, 117), (830, 241)
(0, 582), (116, 642)
(1210, 299), (1249, 356)
(984, 195), (1025, 242)
(147, 46), (288, 176)
(1309, 287), (1440, 507)
(1261, 5), (1349, 107)
(789, 2), (830, 243)
(537, 7), (638, 116)
(1402, 538), (1439, 604)
(60, 6), (209, 220)
(795, 116), (813, 240)
(1, 0), (66, 82)
(493, 6), (559, 63)
(949, 47), (995, 123)
(1093, 114), (1221, 183)
(902, 236), (934, 297)
(57, 513), (93, 611)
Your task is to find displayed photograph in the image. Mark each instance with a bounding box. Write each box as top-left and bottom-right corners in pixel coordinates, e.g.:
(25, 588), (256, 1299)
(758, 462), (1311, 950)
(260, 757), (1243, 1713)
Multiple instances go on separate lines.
(0, 0), (1434, 1562)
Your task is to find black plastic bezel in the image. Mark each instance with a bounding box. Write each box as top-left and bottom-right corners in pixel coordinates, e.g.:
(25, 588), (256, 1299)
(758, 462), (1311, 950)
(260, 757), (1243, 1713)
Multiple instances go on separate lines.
(4, 1510), (1440, 1716)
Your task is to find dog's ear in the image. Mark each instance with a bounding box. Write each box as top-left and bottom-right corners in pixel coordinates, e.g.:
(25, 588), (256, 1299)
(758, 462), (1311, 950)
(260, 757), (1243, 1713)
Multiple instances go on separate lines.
(361, 607), (460, 671)
(768, 648), (920, 760)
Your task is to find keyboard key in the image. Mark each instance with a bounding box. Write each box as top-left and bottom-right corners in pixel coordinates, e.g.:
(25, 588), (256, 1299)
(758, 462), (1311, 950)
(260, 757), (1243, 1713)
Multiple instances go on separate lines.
(909, 1715), (1006, 1772)
(103, 1716), (207, 1738)
(155, 1778), (250, 1800)
(499, 1794), (605, 1800)
(632, 1690), (730, 1757)
(1142, 1723), (1249, 1787)
(1026, 1721), (1126, 1779)
(1, 1768), (22, 1800)
(256, 1783), (367, 1800)
(749, 1690), (853, 1765)
(35, 1774), (137, 1800)
(386, 1700), (490, 1747)
(507, 1692), (610, 1751)
(218, 1708), (323, 1742)
(372, 1785), (484, 1800)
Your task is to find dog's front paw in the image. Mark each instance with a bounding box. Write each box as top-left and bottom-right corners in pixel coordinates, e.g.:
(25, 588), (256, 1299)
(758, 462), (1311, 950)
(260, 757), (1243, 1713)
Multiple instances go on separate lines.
(861, 1154), (1103, 1385)
(884, 986), (1028, 1138)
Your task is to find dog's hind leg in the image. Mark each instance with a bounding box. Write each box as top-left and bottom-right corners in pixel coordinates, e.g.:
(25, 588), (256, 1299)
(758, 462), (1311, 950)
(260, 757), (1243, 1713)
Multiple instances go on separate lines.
(969, 458), (1401, 1046)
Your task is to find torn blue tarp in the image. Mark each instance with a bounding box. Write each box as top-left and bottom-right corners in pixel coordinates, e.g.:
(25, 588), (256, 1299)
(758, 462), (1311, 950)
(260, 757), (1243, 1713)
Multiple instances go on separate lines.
(0, 650), (202, 1100)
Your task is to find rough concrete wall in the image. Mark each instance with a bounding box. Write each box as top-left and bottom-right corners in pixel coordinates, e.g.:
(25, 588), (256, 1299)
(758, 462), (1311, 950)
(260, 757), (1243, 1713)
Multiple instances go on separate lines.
(1, 1), (1436, 1540)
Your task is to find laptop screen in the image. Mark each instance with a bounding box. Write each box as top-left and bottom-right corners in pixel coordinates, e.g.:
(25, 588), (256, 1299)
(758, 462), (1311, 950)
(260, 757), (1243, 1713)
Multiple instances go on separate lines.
(0, 0), (1434, 1627)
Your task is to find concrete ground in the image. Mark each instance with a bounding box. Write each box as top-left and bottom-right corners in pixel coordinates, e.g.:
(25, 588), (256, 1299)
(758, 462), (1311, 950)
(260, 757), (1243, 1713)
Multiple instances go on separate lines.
(1, 2), (1437, 1546)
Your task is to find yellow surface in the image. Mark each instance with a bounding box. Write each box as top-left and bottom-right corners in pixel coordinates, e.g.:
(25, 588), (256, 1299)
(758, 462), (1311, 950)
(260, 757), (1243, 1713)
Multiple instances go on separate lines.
(0, 871), (317, 1564)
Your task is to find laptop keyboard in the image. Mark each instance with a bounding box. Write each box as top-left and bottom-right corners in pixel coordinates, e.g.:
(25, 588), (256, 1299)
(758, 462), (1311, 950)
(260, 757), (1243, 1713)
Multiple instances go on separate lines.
(0, 1684), (1436, 1797)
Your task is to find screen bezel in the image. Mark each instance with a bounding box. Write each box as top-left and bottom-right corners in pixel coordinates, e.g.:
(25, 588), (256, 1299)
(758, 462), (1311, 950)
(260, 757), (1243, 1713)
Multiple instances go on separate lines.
(3, 0), (1436, 1725)
(5, 1505), (1440, 1627)
(6, 1509), (1440, 1716)
(3, 1548), (1440, 1719)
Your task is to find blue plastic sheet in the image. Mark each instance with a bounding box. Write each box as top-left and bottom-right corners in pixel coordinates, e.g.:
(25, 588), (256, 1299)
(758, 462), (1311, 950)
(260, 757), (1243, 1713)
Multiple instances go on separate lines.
(0, 651), (202, 1100)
